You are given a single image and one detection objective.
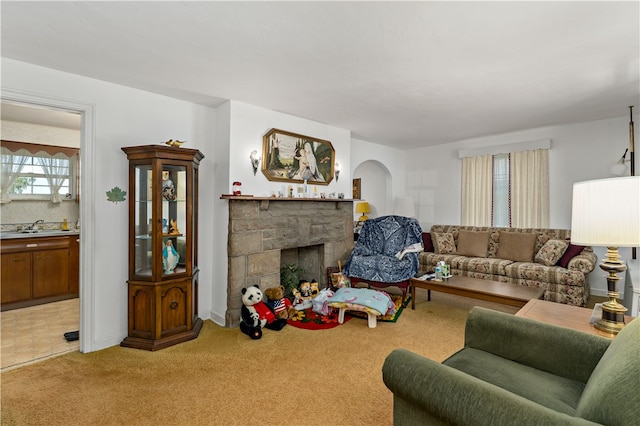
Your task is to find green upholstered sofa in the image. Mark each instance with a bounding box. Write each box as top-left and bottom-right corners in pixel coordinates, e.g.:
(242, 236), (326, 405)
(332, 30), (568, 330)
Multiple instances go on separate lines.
(382, 307), (639, 426)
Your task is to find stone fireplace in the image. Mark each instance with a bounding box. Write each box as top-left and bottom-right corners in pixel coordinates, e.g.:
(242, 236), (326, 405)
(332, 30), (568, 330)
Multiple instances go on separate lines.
(224, 197), (354, 327)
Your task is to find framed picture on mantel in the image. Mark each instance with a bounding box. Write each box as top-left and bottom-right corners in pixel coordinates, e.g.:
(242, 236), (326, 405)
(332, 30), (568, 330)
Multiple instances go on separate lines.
(353, 178), (361, 199)
(262, 128), (335, 185)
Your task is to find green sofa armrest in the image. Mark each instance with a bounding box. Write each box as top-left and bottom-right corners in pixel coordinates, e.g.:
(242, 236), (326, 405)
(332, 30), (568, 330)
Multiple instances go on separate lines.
(382, 349), (599, 426)
(464, 307), (610, 383)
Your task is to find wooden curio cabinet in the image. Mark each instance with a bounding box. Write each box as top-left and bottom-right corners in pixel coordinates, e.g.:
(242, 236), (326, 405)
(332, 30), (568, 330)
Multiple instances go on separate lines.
(120, 144), (204, 351)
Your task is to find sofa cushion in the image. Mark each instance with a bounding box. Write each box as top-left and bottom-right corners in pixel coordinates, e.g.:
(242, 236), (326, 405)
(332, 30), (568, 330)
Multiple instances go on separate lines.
(456, 231), (489, 257)
(419, 252), (464, 268)
(557, 243), (585, 268)
(452, 256), (513, 276)
(575, 319), (640, 425)
(535, 239), (569, 266)
(421, 232), (434, 252)
(444, 347), (585, 415)
(496, 232), (538, 262)
(432, 232), (456, 254)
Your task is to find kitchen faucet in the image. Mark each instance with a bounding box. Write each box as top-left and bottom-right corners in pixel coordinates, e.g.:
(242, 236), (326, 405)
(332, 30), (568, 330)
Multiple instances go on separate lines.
(25, 219), (44, 231)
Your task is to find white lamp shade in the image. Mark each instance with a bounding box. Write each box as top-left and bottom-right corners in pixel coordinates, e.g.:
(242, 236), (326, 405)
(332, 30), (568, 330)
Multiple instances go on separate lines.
(393, 197), (416, 218)
(571, 176), (640, 247)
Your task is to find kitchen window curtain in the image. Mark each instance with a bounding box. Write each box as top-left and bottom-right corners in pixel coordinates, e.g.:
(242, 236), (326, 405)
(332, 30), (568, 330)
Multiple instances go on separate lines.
(0, 147), (29, 204)
(37, 154), (69, 203)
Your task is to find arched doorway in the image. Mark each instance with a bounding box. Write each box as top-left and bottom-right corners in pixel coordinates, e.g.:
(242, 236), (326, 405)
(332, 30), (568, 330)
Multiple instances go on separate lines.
(353, 160), (392, 221)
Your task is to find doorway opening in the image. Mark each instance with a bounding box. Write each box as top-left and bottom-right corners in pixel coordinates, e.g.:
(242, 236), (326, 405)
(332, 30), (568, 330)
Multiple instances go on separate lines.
(1, 89), (95, 365)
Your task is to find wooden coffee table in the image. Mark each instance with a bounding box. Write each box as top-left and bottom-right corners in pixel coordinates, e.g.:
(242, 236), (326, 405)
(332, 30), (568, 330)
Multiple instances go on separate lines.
(410, 275), (544, 310)
(516, 298), (635, 338)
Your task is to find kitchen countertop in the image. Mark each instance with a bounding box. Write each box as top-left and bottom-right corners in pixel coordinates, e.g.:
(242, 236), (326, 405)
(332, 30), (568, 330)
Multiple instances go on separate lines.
(0, 230), (80, 240)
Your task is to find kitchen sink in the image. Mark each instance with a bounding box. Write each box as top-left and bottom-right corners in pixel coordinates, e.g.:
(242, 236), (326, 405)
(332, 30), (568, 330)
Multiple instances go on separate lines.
(1, 229), (78, 239)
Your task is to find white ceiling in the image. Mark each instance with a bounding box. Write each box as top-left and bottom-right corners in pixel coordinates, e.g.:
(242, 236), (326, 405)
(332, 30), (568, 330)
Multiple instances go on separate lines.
(1, 1), (638, 149)
(1, 103), (82, 130)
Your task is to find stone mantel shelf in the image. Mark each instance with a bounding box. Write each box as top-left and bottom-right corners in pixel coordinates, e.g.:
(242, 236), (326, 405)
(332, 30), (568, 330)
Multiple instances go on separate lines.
(220, 195), (355, 202)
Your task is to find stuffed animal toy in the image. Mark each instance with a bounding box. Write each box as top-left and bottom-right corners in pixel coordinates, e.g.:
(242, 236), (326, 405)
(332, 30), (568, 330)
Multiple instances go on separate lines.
(264, 285), (296, 320)
(240, 285), (287, 340)
(292, 279), (319, 310)
(312, 288), (335, 316)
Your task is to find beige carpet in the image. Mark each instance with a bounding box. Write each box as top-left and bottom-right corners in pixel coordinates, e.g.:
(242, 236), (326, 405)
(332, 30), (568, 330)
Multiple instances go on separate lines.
(1, 290), (518, 426)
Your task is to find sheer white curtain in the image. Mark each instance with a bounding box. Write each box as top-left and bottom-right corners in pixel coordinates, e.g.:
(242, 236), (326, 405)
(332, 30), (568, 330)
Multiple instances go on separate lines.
(510, 149), (549, 228)
(0, 147), (29, 204)
(461, 154), (493, 226)
(37, 153), (69, 203)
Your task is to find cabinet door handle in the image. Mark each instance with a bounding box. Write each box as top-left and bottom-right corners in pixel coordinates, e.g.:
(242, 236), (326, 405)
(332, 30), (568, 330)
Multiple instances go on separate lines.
(26, 243), (38, 248)
(170, 300), (179, 310)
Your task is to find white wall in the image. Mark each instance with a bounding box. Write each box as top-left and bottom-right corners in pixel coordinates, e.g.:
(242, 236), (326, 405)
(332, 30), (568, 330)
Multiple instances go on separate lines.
(1, 58), (217, 352)
(406, 115), (640, 296)
(226, 101), (352, 198)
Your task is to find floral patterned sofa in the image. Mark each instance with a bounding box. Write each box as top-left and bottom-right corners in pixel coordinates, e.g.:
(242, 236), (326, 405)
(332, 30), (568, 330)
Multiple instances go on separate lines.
(419, 225), (597, 306)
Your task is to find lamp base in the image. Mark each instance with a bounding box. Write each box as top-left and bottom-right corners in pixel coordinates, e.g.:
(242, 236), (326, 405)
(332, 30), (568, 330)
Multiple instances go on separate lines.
(594, 299), (627, 335)
(594, 250), (628, 335)
(358, 215), (368, 222)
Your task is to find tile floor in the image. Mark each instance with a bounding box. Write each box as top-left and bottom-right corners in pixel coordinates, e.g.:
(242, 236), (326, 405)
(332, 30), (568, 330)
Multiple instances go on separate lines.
(1, 298), (80, 372)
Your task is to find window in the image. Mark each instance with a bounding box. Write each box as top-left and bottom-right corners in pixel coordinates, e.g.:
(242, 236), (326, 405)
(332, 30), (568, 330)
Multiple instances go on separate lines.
(1, 141), (79, 203)
(461, 148), (549, 228)
(492, 154), (510, 227)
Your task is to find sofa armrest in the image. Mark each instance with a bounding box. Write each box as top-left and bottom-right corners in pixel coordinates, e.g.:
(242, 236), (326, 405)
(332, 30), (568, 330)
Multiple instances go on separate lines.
(568, 250), (597, 274)
(382, 349), (598, 426)
(464, 307), (610, 383)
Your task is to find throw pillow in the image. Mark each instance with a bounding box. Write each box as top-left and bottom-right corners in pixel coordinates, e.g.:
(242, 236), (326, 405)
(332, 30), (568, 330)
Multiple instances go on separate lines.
(534, 239), (569, 266)
(432, 232), (456, 254)
(556, 243), (585, 268)
(422, 232), (434, 252)
(456, 230), (489, 257)
(495, 232), (538, 262)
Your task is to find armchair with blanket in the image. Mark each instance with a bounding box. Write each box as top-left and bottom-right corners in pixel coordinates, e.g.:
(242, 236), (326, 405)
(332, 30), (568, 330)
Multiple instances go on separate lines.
(382, 307), (639, 425)
(343, 215), (423, 305)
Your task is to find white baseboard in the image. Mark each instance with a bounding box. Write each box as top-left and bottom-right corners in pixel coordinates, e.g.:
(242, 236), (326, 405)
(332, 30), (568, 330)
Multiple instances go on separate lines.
(590, 288), (608, 298)
(209, 310), (226, 326)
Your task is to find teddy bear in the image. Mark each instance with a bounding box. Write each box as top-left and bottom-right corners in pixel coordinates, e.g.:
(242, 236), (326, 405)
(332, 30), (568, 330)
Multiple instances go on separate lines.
(292, 279), (319, 310)
(264, 285), (296, 320)
(240, 285), (288, 339)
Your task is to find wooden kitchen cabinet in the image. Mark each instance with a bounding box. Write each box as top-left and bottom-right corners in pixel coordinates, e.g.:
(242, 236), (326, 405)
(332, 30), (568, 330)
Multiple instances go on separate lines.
(1, 235), (78, 311)
(32, 247), (69, 298)
(120, 144), (204, 351)
(1, 252), (32, 304)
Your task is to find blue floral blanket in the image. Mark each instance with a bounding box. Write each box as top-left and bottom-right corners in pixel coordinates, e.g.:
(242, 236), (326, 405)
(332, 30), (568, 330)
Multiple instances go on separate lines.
(343, 215), (423, 283)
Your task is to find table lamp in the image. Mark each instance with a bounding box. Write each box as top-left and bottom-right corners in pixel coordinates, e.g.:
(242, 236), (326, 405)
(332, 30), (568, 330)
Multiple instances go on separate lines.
(356, 201), (370, 222)
(570, 176), (640, 334)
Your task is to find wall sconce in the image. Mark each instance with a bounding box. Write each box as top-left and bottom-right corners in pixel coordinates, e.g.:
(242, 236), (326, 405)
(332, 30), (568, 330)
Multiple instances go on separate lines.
(250, 150), (260, 176)
(610, 148), (629, 176)
(611, 106), (636, 177)
(335, 162), (340, 182)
